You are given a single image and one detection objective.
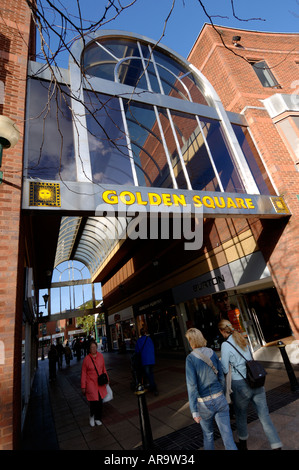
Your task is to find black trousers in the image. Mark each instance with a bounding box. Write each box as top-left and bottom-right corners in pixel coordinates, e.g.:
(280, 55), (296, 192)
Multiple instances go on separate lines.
(89, 394), (103, 420)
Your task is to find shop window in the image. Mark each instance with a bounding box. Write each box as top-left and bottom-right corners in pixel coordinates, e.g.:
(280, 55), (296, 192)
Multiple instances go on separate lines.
(249, 60), (281, 88)
(275, 115), (299, 167)
(233, 124), (275, 194)
(25, 78), (76, 181)
(245, 288), (292, 343)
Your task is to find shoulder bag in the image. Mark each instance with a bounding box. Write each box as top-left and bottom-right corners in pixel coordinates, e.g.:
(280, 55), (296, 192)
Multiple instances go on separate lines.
(226, 341), (266, 389)
(90, 355), (108, 386)
(191, 349), (218, 375)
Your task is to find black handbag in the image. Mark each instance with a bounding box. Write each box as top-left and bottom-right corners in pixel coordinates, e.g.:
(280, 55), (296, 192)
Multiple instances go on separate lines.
(90, 356), (108, 386)
(226, 341), (266, 389)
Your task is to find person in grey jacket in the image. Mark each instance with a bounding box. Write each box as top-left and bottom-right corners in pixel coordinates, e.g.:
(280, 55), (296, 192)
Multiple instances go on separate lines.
(185, 328), (237, 450)
(218, 319), (282, 450)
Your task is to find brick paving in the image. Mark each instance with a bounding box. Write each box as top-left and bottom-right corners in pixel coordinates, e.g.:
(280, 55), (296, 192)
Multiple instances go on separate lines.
(22, 349), (299, 451)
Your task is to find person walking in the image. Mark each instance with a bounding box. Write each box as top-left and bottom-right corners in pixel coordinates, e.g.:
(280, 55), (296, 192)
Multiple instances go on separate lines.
(56, 340), (64, 370)
(185, 328), (237, 450)
(102, 335), (108, 352)
(81, 340), (109, 427)
(218, 319), (282, 450)
(135, 328), (158, 395)
(48, 344), (58, 382)
(64, 341), (72, 367)
(74, 338), (81, 361)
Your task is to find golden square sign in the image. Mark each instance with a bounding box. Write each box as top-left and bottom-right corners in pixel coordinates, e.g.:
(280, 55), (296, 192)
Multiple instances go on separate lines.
(270, 196), (290, 214)
(29, 182), (61, 207)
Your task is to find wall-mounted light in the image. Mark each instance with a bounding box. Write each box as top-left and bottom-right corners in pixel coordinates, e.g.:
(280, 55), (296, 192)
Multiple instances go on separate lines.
(42, 294), (49, 308)
(232, 35), (241, 46)
(0, 115), (20, 184)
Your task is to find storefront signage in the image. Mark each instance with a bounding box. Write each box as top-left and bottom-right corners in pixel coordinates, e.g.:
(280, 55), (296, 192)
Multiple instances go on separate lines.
(172, 251), (270, 304)
(133, 291), (174, 317)
(23, 181), (291, 219)
(173, 265), (234, 304)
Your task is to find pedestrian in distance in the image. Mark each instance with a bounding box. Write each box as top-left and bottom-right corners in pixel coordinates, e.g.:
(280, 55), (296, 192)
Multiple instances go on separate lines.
(81, 340), (109, 427)
(83, 337), (88, 356)
(218, 319), (282, 450)
(185, 327), (237, 450)
(74, 338), (81, 361)
(48, 344), (58, 382)
(56, 340), (64, 370)
(64, 341), (72, 367)
(135, 328), (158, 395)
(102, 335), (108, 352)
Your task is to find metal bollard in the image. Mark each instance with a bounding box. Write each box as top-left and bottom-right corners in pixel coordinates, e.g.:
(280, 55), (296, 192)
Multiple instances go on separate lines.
(135, 384), (154, 450)
(277, 341), (299, 392)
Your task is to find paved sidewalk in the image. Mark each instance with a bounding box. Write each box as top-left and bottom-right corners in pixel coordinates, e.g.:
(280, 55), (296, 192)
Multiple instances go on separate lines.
(22, 349), (299, 451)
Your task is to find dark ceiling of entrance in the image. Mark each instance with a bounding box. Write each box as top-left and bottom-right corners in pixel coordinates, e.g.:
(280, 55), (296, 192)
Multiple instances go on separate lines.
(26, 213), (139, 291)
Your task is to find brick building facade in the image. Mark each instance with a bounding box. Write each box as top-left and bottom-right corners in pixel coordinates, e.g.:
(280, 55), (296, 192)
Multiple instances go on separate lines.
(188, 24), (299, 338)
(0, 1), (34, 450)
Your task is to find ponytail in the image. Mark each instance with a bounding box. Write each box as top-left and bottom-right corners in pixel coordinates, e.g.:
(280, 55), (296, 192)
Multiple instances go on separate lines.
(218, 319), (248, 351)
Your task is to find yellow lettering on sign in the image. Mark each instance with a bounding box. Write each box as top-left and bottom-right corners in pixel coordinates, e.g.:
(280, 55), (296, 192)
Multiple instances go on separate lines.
(173, 194), (186, 206)
(214, 197), (226, 208)
(119, 191), (135, 205)
(227, 198), (237, 209)
(245, 198), (255, 209)
(162, 193), (173, 206)
(148, 193), (162, 205)
(192, 195), (202, 207)
(202, 196), (216, 208)
(103, 190), (118, 204)
(136, 192), (148, 205)
(235, 198), (247, 209)
(102, 189), (257, 212)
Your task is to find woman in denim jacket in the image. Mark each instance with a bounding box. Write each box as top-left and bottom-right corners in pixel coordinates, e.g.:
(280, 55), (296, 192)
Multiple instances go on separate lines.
(219, 319), (282, 450)
(185, 328), (237, 450)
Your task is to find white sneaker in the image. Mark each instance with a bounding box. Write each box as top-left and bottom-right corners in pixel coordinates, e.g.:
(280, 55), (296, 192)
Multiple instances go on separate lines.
(95, 420), (102, 426)
(89, 416), (95, 427)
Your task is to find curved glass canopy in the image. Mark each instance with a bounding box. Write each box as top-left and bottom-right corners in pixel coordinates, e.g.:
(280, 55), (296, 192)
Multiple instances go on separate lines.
(54, 215), (132, 279)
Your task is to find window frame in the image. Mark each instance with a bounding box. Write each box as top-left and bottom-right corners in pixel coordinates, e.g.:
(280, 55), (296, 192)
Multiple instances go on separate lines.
(70, 31), (261, 194)
(249, 59), (281, 89)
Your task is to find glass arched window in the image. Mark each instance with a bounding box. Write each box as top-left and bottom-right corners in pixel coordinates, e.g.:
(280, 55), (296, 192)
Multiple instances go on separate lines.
(63, 31), (273, 195)
(71, 32), (272, 194)
(83, 38), (209, 105)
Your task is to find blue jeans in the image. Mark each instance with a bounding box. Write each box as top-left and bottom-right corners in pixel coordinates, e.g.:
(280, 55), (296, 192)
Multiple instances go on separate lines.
(143, 364), (157, 392)
(197, 394), (237, 450)
(231, 379), (282, 449)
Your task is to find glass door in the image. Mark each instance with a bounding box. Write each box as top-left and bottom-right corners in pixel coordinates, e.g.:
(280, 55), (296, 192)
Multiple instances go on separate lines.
(235, 294), (266, 351)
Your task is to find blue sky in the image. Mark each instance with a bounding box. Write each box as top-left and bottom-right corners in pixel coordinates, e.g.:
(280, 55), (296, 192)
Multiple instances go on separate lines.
(105, 0), (299, 57)
(54, 0), (299, 61)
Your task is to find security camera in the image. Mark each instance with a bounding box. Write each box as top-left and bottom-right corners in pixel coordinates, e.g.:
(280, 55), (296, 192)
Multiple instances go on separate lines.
(232, 36), (241, 47)
(0, 115), (20, 150)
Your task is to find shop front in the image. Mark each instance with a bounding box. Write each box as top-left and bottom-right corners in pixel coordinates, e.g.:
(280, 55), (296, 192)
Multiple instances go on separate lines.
(172, 250), (293, 356)
(108, 306), (137, 351)
(133, 291), (185, 354)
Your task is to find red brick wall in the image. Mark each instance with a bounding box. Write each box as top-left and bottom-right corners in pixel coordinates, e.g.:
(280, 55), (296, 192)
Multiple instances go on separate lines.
(189, 25), (299, 338)
(0, 0), (32, 450)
